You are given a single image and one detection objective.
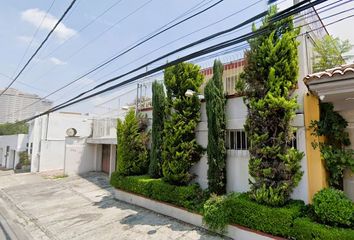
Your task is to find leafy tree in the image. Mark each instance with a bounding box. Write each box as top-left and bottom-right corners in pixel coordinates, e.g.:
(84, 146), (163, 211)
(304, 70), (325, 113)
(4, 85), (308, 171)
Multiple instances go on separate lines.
(205, 60), (227, 195)
(0, 122), (28, 135)
(162, 62), (204, 185)
(313, 35), (352, 72)
(242, 7), (304, 206)
(149, 81), (166, 178)
(116, 109), (149, 176)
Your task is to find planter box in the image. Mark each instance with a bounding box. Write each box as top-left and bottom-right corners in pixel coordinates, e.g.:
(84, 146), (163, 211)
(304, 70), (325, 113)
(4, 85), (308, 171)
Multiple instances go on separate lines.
(112, 188), (284, 240)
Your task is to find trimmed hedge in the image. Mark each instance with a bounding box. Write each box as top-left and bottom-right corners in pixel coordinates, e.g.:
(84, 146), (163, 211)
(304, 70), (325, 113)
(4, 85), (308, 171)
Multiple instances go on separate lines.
(203, 193), (304, 237)
(110, 172), (206, 212)
(110, 174), (354, 239)
(227, 194), (304, 237)
(291, 217), (354, 240)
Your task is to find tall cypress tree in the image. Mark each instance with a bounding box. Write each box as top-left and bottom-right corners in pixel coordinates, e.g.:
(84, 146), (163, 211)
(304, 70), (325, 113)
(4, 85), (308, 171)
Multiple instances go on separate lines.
(149, 81), (166, 178)
(162, 62), (204, 185)
(242, 7), (303, 206)
(205, 60), (227, 195)
(117, 109), (149, 176)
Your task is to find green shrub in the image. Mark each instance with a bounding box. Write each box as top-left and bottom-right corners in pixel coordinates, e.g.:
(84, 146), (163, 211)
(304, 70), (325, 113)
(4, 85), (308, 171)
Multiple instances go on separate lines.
(110, 172), (207, 212)
(19, 151), (30, 165)
(202, 193), (304, 237)
(228, 194), (303, 237)
(203, 193), (238, 233)
(116, 110), (149, 176)
(291, 217), (354, 240)
(312, 188), (353, 227)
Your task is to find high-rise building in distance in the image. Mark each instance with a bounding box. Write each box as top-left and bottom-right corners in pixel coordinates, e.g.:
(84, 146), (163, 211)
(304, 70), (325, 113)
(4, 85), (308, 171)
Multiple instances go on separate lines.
(0, 88), (52, 123)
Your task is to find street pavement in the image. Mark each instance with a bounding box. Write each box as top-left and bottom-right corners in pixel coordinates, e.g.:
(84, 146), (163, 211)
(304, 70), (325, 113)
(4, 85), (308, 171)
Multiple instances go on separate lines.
(0, 170), (225, 240)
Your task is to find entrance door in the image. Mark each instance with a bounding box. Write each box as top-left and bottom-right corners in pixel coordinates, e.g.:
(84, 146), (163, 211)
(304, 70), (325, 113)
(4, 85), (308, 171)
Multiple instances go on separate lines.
(102, 145), (110, 174)
(8, 150), (15, 169)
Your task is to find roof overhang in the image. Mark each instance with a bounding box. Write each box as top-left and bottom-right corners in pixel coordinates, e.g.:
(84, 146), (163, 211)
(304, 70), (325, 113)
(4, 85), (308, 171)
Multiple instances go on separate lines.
(305, 64), (354, 111)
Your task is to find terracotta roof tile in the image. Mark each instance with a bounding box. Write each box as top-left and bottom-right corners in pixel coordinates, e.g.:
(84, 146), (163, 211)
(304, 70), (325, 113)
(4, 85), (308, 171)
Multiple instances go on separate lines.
(304, 63), (354, 84)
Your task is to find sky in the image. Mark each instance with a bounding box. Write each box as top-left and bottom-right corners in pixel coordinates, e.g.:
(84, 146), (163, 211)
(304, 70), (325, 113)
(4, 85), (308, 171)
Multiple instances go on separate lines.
(0, 0), (353, 116)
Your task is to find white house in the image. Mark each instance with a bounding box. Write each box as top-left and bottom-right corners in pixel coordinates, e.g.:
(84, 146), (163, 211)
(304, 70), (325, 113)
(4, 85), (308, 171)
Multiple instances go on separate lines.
(28, 111), (119, 177)
(23, 6), (331, 204)
(0, 134), (28, 169)
(29, 112), (92, 173)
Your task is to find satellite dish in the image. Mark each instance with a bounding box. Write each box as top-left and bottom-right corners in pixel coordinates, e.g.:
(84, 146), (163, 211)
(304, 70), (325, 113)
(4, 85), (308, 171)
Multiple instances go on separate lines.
(66, 128), (77, 137)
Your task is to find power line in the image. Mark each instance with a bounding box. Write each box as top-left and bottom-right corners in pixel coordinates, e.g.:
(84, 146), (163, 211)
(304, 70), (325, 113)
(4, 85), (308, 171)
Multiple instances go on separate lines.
(11, 0), (325, 120)
(93, 43), (249, 112)
(9, 0), (224, 115)
(30, 0), (154, 85)
(0, 72), (46, 93)
(11, 0), (57, 78)
(49, 0), (218, 101)
(22, 0), (334, 121)
(0, 0), (78, 97)
(44, 0), (263, 105)
(43, 0), (211, 60)
(84, 0), (274, 84)
(39, 0), (125, 61)
(51, 0), (326, 107)
(34, 0), (344, 107)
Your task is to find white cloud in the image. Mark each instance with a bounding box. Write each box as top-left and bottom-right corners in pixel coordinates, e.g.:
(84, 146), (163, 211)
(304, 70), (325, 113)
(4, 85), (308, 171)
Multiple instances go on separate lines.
(17, 35), (32, 44)
(21, 8), (77, 41)
(49, 57), (67, 65)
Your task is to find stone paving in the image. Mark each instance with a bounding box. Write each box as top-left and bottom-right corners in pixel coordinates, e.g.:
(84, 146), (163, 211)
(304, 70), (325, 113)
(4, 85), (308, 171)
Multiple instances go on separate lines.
(0, 171), (226, 240)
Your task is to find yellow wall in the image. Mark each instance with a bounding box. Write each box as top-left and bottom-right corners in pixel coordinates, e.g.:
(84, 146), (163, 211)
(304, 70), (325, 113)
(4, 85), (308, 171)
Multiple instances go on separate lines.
(304, 93), (327, 202)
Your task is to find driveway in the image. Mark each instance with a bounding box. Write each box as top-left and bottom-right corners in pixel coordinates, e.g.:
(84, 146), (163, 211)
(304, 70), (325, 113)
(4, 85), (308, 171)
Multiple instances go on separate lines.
(0, 171), (224, 240)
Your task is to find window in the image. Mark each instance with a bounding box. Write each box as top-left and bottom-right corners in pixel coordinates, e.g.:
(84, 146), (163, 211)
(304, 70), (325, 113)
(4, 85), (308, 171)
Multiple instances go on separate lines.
(225, 76), (236, 95)
(288, 131), (297, 149)
(226, 129), (248, 150)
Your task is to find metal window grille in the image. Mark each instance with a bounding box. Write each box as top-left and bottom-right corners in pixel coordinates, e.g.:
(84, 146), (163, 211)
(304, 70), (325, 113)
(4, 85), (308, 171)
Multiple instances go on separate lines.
(289, 131), (297, 149)
(225, 76), (236, 95)
(226, 129), (248, 150)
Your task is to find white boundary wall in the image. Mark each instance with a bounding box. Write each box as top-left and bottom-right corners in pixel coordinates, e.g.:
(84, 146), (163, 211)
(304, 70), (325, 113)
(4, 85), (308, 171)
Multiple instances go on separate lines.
(146, 96), (310, 203)
(113, 188), (280, 240)
(0, 134), (28, 169)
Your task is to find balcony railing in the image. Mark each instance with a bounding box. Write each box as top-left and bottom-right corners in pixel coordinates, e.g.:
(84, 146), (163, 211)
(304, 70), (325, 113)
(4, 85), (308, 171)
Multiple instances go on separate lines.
(92, 118), (116, 139)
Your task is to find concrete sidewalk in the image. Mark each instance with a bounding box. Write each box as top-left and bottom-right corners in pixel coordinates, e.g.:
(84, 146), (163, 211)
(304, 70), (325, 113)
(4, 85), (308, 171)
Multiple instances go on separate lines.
(0, 171), (224, 240)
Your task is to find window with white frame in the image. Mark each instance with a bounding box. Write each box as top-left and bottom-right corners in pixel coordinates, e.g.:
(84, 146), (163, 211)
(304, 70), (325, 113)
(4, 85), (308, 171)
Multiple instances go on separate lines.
(225, 76), (236, 95)
(225, 130), (296, 150)
(226, 129), (248, 150)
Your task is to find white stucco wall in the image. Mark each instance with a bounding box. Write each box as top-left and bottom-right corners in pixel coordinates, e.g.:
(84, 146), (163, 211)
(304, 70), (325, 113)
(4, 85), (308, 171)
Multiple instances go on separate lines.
(0, 134), (28, 169)
(29, 112), (93, 173)
(45, 113), (92, 140)
(338, 109), (354, 200)
(191, 97), (310, 202)
(64, 137), (96, 175)
(39, 140), (65, 171)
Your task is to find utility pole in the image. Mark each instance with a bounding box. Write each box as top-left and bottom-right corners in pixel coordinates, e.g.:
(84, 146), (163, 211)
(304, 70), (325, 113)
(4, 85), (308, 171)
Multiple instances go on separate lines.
(135, 83), (140, 116)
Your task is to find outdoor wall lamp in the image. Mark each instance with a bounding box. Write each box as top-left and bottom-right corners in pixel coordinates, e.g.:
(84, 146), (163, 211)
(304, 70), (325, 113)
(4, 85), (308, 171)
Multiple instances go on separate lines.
(185, 89), (204, 100)
(121, 106), (134, 110)
(319, 95), (325, 101)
